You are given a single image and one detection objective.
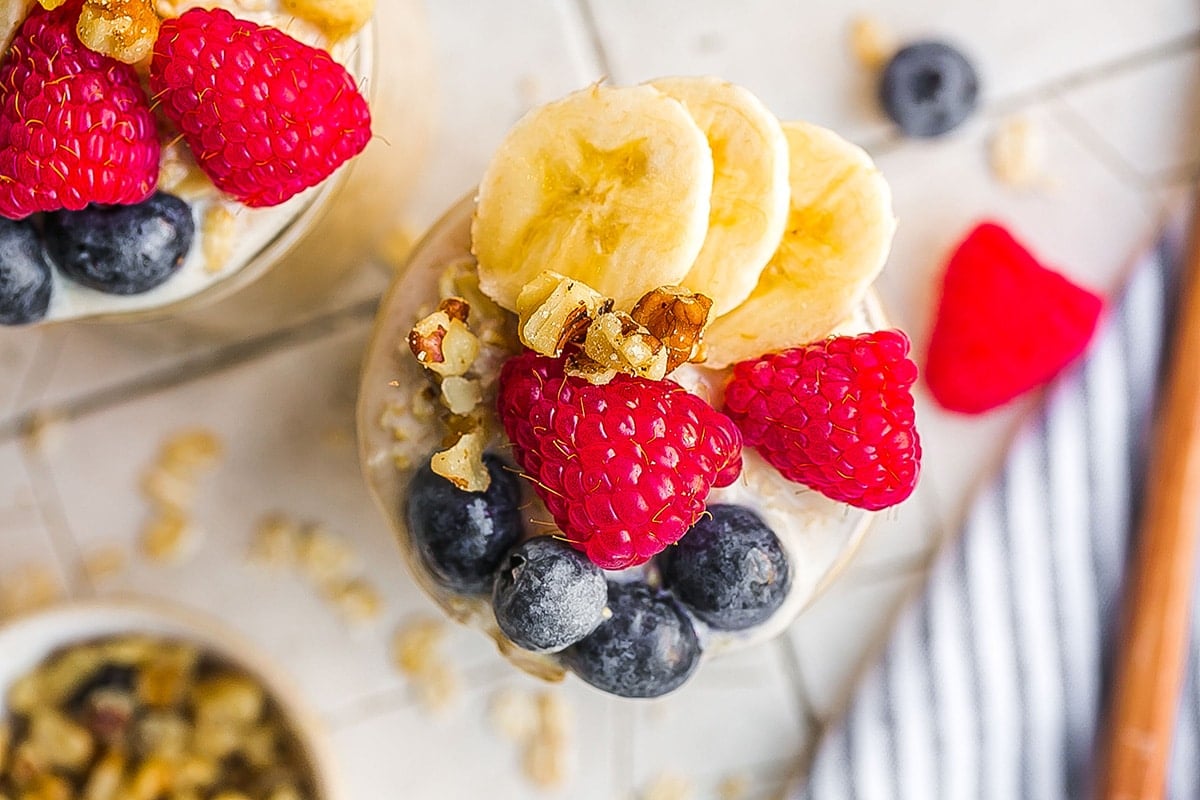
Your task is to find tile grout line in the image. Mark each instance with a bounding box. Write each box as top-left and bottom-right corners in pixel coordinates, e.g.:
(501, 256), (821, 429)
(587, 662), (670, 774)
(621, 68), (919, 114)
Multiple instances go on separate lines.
(15, 444), (89, 600)
(1046, 92), (1152, 196)
(0, 298), (379, 444)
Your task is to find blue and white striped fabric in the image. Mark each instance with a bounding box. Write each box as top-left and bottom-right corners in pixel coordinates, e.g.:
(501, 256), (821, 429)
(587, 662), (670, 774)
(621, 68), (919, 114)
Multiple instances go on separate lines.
(793, 223), (1200, 800)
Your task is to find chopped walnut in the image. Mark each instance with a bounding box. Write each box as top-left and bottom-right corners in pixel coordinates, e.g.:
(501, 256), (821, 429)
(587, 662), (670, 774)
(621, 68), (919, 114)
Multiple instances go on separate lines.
(202, 203), (238, 275)
(326, 579), (383, 625)
(157, 141), (212, 199)
(990, 115), (1048, 189)
(249, 515), (302, 567)
(141, 508), (195, 563)
(430, 429), (490, 492)
(392, 619), (463, 715)
(297, 526), (358, 589)
(80, 547), (127, 584)
(440, 376), (482, 415)
(515, 271), (608, 357)
(848, 14), (896, 70)
(280, 0), (373, 39)
(563, 354), (619, 386)
(408, 309), (480, 377)
(76, 0), (161, 64)
(159, 430), (223, 477)
(582, 311), (668, 381)
(631, 286), (713, 371)
(488, 689), (539, 744)
(522, 732), (569, 790)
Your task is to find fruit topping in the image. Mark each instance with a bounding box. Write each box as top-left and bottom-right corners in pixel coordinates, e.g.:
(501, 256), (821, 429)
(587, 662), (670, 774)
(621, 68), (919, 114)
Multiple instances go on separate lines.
(43, 192), (194, 295)
(405, 454), (524, 595)
(658, 505), (790, 630)
(281, 0), (374, 40)
(880, 41), (979, 138)
(472, 84), (713, 312)
(0, 217), (52, 325)
(0, 0), (159, 219)
(925, 222), (1103, 413)
(76, 0), (159, 64)
(492, 537), (608, 654)
(724, 330), (921, 510)
(561, 581), (701, 698)
(703, 121), (895, 367)
(648, 76), (790, 317)
(149, 7), (372, 208)
(497, 351), (742, 570)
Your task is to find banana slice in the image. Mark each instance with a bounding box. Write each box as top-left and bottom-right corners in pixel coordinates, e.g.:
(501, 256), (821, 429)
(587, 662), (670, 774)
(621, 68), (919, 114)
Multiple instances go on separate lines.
(1, 0), (33, 54)
(703, 121), (895, 368)
(472, 84), (713, 312)
(648, 76), (790, 317)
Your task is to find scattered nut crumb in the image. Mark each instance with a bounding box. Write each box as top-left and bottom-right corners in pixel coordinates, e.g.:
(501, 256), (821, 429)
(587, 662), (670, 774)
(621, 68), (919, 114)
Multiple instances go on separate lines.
(642, 772), (695, 800)
(80, 547), (127, 584)
(141, 467), (197, 509)
(430, 428), (490, 492)
(249, 514), (303, 567)
(408, 305), (480, 378)
(523, 729), (569, 790)
(158, 141), (213, 199)
(202, 203), (239, 275)
(297, 526), (359, 588)
(440, 376), (482, 416)
(581, 310), (668, 381)
(848, 13), (896, 70)
(391, 619), (462, 715)
(158, 430), (223, 478)
(76, 0), (160, 64)
(488, 688), (540, 744)
(326, 579), (383, 625)
(717, 773), (751, 800)
(0, 565), (63, 619)
(141, 508), (196, 563)
(990, 114), (1049, 189)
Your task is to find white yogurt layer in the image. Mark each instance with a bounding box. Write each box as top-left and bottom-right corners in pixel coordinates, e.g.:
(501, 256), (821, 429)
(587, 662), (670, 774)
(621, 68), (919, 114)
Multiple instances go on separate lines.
(38, 2), (366, 323)
(358, 198), (880, 675)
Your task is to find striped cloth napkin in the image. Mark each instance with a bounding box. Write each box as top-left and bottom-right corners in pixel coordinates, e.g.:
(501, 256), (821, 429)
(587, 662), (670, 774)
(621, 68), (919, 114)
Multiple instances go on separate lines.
(792, 220), (1200, 800)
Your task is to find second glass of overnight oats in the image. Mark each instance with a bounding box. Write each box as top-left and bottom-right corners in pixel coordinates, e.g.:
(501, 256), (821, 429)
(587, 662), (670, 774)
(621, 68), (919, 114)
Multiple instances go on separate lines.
(0, 0), (432, 330)
(359, 78), (922, 698)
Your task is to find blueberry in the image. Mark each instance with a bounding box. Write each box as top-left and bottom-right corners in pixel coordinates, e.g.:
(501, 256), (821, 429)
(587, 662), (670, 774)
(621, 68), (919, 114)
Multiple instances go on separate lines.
(0, 217), (52, 325)
(406, 454), (524, 594)
(880, 41), (979, 138)
(493, 537), (607, 653)
(659, 504), (790, 631)
(44, 192), (195, 295)
(562, 581), (701, 698)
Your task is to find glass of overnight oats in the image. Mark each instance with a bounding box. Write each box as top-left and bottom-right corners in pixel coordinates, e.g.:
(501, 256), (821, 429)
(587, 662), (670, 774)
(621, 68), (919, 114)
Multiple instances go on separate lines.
(358, 78), (922, 698)
(0, 0), (431, 330)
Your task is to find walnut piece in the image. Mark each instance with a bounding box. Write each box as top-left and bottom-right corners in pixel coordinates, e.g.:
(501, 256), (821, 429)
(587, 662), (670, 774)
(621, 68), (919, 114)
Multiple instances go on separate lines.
(990, 115), (1048, 188)
(76, 0), (161, 64)
(631, 286), (713, 372)
(582, 311), (668, 381)
(408, 307), (480, 377)
(430, 429), (490, 492)
(515, 271), (608, 357)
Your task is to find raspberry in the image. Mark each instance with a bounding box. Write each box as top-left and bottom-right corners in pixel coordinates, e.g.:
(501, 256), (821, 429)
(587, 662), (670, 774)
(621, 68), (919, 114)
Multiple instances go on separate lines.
(0, 0), (158, 219)
(149, 8), (372, 208)
(497, 352), (743, 570)
(925, 222), (1103, 413)
(723, 330), (921, 511)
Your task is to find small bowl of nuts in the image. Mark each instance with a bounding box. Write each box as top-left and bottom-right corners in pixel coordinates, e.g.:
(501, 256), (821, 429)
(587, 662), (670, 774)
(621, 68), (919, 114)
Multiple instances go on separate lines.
(0, 600), (340, 800)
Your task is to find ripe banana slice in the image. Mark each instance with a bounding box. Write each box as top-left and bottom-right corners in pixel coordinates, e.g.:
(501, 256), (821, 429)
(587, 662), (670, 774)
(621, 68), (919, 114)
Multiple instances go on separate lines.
(648, 76), (790, 317)
(704, 121), (895, 368)
(472, 84), (713, 312)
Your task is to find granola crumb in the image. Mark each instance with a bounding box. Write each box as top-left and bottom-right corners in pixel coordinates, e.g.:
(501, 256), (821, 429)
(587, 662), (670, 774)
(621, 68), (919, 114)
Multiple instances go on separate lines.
(0, 565), (63, 619)
(326, 579), (383, 625)
(141, 508), (196, 563)
(642, 773), (694, 800)
(297, 526), (358, 588)
(20, 410), (66, 456)
(159, 430), (223, 478)
(391, 619), (462, 715)
(488, 688), (539, 743)
(717, 773), (751, 800)
(80, 547), (127, 584)
(249, 515), (303, 568)
(848, 13), (896, 70)
(202, 202), (239, 275)
(522, 730), (569, 790)
(430, 428), (490, 492)
(990, 114), (1049, 189)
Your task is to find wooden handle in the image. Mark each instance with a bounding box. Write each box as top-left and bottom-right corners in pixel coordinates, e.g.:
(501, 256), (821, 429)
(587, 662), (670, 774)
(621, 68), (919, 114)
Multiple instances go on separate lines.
(1098, 200), (1200, 800)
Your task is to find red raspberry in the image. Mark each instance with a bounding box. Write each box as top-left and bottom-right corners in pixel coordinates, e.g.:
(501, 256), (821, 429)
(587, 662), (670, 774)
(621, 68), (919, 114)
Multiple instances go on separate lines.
(925, 222), (1103, 414)
(723, 330), (921, 511)
(0, 0), (158, 219)
(497, 352), (743, 570)
(149, 8), (371, 208)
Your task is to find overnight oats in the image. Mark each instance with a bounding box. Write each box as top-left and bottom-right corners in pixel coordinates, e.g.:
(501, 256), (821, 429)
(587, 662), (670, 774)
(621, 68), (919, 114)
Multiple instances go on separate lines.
(359, 78), (922, 698)
(0, 0), (430, 328)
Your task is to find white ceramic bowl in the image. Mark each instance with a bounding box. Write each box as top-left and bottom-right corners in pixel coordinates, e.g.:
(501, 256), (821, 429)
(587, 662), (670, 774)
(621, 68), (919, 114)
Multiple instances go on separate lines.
(0, 599), (342, 800)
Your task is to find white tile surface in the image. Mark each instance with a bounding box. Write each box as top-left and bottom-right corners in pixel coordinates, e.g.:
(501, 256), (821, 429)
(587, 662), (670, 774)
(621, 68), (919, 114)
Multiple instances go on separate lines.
(1, 1), (1197, 796)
